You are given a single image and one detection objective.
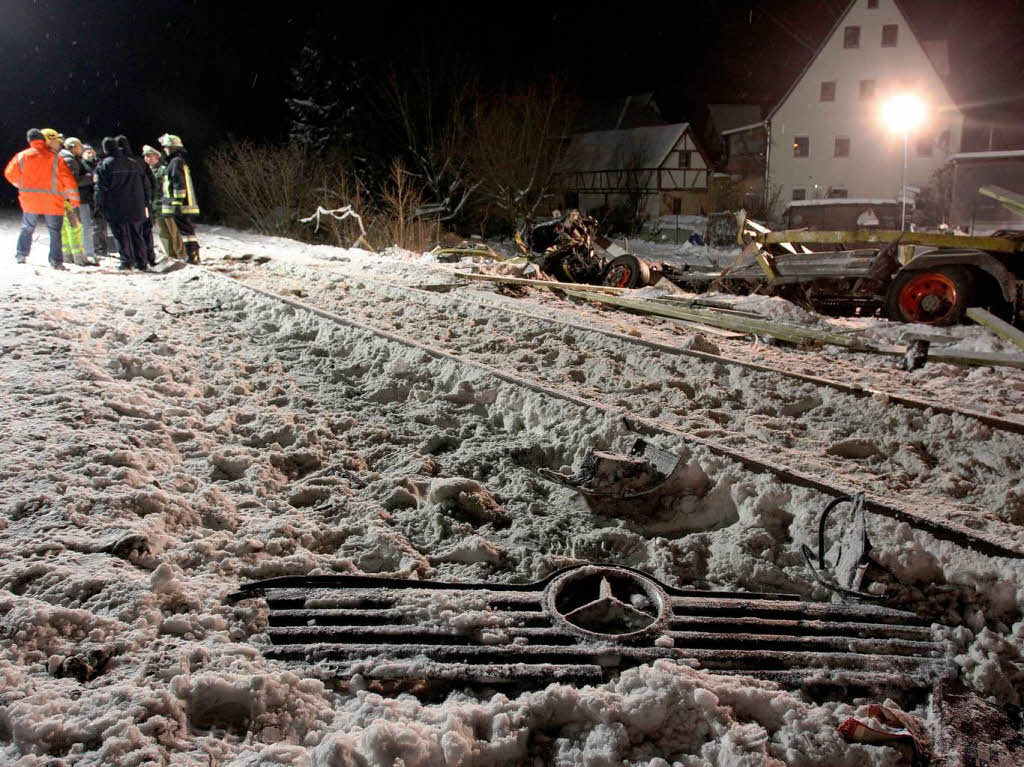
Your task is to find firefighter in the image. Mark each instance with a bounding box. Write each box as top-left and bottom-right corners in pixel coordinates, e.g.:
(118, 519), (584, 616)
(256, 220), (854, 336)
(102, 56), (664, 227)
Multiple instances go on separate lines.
(95, 136), (149, 271)
(158, 133), (200, 264)
(142, 145), (184, 261)
(59, 137), (98, 266)
(4, 128), (80, 269)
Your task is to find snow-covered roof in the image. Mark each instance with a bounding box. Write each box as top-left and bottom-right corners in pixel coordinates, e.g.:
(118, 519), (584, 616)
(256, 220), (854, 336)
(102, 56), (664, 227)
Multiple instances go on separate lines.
(950, 150), (1024, 162)
(720, 121), (765, 137)
(787, 198), (898, 207)
(562, 123), (690, 173)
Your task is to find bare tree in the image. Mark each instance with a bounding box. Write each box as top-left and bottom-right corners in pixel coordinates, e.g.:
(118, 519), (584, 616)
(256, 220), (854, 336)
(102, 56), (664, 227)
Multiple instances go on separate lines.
(370, 51), (479, 223)
(470, 78), (578, 231)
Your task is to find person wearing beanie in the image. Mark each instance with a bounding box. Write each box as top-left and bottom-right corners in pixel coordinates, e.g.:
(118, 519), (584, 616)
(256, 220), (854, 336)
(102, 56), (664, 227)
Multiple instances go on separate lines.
(94, 135), (149, 271)
(142, 144), (184, 261)
(4, 128), (81, 269)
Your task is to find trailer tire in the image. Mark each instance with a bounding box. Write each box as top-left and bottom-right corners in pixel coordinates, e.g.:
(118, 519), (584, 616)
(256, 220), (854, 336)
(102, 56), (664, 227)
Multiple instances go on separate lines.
(886, 266), (974, 326)
(602, 255), (651, 289)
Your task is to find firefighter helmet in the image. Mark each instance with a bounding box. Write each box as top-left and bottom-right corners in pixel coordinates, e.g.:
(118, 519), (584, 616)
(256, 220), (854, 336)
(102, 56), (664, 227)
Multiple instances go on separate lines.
(158, 133), (183, 149)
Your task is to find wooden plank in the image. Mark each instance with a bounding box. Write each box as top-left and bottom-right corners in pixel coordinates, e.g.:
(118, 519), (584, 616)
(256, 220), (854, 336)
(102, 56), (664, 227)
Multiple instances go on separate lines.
(759, 229), (1021, 254)
(453, 272), (626, 295)
(562, 290), (870, 348)
(979, 185), (1024, 216)
(965, 307), (1024, 354)
(930, 347), (1024, 370)
(670, 319), (748, 339)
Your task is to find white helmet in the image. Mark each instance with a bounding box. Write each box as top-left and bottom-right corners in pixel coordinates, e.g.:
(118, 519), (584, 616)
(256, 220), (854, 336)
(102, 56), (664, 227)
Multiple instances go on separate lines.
(158, 133), (183, 149)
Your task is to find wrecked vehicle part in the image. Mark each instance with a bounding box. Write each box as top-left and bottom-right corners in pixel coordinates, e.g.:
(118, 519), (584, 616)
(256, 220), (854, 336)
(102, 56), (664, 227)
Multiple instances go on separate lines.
(802, 493), (890, 601)
(537, 438), (715, 529)
(524, 209), (654, 288)
(601, 253), (652, 288)
(229, 564), (951, 697)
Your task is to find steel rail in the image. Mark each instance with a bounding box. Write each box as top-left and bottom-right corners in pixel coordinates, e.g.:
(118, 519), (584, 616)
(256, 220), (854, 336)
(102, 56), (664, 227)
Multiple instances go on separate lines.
(226, 259), (1024, 435)
(191, 265), (1024, 560)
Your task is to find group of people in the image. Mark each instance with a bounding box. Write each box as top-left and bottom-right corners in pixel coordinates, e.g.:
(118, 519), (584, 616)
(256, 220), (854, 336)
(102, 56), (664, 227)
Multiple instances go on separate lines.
(4, 129), (201, 271)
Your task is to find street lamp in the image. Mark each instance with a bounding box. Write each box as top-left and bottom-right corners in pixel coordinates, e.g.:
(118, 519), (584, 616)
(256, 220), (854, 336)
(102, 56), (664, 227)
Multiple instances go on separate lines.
(882, 93), (926, 231)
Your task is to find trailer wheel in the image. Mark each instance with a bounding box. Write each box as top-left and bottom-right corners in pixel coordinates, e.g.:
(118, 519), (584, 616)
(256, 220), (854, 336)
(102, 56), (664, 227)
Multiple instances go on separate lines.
(602, 255), (651, 289)
(886, 266), (974, 325)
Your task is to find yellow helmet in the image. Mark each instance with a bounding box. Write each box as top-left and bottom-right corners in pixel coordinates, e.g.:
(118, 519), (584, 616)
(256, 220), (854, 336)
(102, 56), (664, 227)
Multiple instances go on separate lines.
(41, 128), (62, 143)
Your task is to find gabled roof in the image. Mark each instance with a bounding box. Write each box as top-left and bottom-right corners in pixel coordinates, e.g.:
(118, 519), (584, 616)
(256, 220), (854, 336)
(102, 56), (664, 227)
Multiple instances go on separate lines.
(707, 104), (762, 134)
(767, 0), (957, 121)
(571, 93), (666, 134)
(562, 123), (690, 173)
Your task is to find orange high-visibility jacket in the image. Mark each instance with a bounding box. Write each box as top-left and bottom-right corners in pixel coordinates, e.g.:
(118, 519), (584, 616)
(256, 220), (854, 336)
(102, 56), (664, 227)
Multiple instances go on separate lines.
(4, 138), (80, 214)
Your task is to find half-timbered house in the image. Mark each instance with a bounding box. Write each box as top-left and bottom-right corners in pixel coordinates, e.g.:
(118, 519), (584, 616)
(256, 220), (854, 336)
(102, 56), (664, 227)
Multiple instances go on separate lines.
(561, 123), (711, 218)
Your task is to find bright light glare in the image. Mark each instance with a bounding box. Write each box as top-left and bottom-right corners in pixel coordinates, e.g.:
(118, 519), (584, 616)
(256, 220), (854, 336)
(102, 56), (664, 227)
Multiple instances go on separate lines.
(881, 94), (926, 133)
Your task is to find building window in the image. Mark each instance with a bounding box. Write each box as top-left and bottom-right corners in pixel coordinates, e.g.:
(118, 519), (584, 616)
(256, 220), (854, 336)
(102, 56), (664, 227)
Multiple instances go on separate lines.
(678, 151), (691, 168)
(834, 136), (850, 157)
(792, 188), (806, 201)
(882, 24), (898, 46)
(844, 26), (860, 48)
(867, 0), (878, 7)
(916, 135), (934, 156)
(859, 79), (875, 100)
(793, 135), (809, 157)
(820, 81), (836, 101)
(827, 187), (848, 199)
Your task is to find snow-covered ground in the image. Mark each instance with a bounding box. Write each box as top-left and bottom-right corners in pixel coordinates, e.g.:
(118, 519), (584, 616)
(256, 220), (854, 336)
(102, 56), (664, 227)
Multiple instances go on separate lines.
(1, 214), (1023, 766)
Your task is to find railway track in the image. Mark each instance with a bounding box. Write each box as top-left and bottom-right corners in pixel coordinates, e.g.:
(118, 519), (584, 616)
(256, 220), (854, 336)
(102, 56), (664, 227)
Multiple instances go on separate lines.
(189, 262), (1024, 559)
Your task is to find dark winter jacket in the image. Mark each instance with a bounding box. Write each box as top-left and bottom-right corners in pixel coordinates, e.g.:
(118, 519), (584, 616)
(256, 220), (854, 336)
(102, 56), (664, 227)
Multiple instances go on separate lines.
(60, 149), (94, 205)
(95, 139), (148, 223)
(160, 148), (199, 216)
(143, 164), (157, 214)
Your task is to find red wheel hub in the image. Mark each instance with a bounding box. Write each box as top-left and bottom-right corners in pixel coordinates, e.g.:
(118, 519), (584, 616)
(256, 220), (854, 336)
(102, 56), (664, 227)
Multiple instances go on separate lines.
(605, 265), (633, 288)
(898, 272), (958, 324)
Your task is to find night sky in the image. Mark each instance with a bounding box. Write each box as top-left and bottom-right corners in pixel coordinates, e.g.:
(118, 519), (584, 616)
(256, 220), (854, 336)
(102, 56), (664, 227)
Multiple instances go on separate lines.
(3, 0), (1023, 210)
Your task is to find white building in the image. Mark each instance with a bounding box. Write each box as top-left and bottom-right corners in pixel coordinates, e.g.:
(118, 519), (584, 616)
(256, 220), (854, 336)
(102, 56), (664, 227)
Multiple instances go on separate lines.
(766, 0), (963, 208)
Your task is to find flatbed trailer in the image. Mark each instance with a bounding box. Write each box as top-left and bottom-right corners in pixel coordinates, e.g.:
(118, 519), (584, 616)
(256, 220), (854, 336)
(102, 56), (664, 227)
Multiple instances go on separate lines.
(663, 227), (1024, 326)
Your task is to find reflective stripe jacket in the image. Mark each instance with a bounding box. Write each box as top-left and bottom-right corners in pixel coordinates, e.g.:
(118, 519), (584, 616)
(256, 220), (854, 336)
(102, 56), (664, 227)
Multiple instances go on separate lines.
(160, 149), (199, 216)
(4, 139), (80, 214)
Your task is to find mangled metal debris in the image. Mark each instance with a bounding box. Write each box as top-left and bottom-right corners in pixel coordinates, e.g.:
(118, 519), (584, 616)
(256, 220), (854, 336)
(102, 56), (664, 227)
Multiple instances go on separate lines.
(229, 563), (951, 695)
(539, 438), (696, 517)
(521, 210), (656, 288)
(538, 439), (733, 534)
(802, 493), (892, 601)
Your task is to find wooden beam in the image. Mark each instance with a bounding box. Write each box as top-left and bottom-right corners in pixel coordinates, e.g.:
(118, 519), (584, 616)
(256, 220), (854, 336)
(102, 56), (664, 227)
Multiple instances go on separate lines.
(965, 307), (1024, 354)
(932, 350), (1024, 369)
(979, 185), (1024, 217)
(562, 290), (872, 348)
(453, 272), (626, 295)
